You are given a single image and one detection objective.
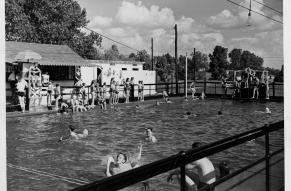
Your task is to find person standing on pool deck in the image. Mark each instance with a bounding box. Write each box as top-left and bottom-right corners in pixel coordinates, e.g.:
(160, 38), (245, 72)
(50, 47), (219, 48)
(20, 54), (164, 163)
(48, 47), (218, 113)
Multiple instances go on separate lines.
(145, 128), (157, 143)
(54, 84), (61, 110)
(16, 76), (28, 112)
(190, 81), (196, 100)
(186, 142), (216, 191)
(106, 143), (143, 177)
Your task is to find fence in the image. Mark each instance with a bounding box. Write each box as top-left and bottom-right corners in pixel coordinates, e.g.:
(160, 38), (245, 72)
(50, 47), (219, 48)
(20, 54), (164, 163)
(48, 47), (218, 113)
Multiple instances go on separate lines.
(6, 80), (283, 111)
(70, 120), (283, 191)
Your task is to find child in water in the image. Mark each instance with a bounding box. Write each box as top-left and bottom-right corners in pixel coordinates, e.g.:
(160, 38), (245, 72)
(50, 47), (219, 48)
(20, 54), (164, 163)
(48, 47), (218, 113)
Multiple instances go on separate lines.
(145, 128), (157, 143)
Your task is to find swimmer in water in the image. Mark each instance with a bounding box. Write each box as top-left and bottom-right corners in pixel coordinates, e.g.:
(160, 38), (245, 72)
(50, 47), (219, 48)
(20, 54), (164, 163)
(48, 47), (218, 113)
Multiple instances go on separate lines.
(184, 111), (197, 118)
(145, 128), (157, 143)
(163, 91), (169, 103)
(254, 107), (271, 114)
(265, 107), (271, 114)
(58, 125), (88, 142)
(217, 111), (223, 115)
(106, 143), (142, 177)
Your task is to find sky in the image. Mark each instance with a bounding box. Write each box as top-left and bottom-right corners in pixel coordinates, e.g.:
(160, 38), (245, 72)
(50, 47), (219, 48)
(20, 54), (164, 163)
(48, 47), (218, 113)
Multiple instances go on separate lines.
(77, 0), (283, 69)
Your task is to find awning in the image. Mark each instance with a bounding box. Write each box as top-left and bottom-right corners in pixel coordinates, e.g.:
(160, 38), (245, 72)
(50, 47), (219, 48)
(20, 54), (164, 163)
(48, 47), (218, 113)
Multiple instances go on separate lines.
(39, 60), (102, 68)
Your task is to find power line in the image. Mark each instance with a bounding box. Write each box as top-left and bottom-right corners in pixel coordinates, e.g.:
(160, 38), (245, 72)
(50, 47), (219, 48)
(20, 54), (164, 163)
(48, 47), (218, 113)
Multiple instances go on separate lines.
(226, 0), (283, 24)
(252, 0), (283, 15)
(83, 26), (141, 53)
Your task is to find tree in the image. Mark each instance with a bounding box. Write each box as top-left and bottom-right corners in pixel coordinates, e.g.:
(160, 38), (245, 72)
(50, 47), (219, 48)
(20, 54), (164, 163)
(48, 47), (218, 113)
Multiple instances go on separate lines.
(128, 53), (136, 60)
(136, 50), (151, 70)
(208, 46), (229, 80)
(5, 0), (102, 59)
(155, 53), (174, 82)
(240, 50), (264, 70)
(228, 48), (242, 70)
(104, 44), (120, 60)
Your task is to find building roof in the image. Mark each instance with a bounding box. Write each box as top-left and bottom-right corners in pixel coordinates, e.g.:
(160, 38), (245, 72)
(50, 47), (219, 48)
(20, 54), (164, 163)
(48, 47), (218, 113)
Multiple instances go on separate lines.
(6, 41), (99, 67)
(86, 59), (145, 65)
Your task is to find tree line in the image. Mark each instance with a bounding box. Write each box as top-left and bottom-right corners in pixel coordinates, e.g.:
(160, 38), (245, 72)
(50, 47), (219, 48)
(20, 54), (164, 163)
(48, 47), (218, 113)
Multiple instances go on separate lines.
(5, 0), (283, 82)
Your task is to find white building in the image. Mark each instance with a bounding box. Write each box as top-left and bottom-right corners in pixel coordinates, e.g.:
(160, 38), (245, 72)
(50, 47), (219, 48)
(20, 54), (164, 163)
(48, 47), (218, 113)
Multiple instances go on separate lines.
(82, 60), (156, 97)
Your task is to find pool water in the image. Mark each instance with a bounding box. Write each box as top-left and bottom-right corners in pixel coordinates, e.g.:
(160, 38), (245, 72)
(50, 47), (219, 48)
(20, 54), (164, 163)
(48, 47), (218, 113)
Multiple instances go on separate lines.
(6, 98), (284, 191)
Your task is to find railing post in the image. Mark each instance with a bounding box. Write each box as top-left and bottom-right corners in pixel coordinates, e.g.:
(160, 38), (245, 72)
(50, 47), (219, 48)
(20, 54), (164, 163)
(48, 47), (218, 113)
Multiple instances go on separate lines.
(265, 124), (270, 191)
(179, 151), (186, 191)
(272, 81), (275, 97)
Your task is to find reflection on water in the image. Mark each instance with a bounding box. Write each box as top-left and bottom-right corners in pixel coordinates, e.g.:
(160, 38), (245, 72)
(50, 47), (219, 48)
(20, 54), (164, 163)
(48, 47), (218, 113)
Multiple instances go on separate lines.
(7, 98), (284, 191)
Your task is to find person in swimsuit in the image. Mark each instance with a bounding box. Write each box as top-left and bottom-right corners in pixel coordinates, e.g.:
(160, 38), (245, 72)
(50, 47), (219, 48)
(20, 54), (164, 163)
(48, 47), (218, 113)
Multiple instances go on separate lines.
(163, 91), (169, 103)
(106, 143), (142, 177)
(90, 80), (96, 106)
(138, 81), (144, 102)
(114, 81), (120, 105)
(102, 82), (107, 99)
(58, 125), (88, 142)
(16, 76), (28, 112)
(190, 81), (196, 100)
(252, 77), (259, 99)
(124, 78), (131, 103)
(186, 142), (216, 191)
(167, 168), (200, 191)
(47, 81), (53, 107)
(54, 84), (61, 110)
(145, 128), (157, 143)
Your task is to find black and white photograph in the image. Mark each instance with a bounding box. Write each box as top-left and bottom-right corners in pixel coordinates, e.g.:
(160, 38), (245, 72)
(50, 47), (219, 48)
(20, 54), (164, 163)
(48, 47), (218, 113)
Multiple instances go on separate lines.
(3, 0), (287, 190)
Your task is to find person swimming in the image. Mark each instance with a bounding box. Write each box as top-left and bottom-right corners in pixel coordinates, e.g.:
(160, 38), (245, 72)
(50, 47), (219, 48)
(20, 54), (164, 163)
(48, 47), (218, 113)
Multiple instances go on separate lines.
(217, 111), (223, 115)
(58, 125), (88, 142)
(145, 128), (157, 143)
(106, 143), (143, 177)
(254, 107), (271, 114)
(265, 107), (271, 114)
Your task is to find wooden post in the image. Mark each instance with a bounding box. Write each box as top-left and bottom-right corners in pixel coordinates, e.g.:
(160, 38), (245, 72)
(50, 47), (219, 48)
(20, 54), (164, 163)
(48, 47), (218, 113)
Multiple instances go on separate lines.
(185, 53), (188, 98)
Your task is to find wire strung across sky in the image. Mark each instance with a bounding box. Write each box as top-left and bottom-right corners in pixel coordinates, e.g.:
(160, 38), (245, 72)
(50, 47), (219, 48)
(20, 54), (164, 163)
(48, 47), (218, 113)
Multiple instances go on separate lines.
(252, 0), (283, 15)
(226, 0), (283, 24)
(83, 26), (141, 53)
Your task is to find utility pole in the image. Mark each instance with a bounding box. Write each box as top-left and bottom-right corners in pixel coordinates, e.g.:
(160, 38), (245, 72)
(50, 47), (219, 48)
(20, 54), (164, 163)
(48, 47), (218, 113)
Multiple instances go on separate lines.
(193, 48), (196, 81)
(151, 37), (154, 70)
(185, 52), (188, 98)
(174, 24), (178, 95)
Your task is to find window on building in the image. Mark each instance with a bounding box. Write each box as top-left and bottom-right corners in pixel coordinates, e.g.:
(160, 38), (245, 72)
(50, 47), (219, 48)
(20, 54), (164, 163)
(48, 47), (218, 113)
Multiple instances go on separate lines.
(39, 65), (75, 80)
(132, 68), (139, 71)
(122, 68), (127, 71)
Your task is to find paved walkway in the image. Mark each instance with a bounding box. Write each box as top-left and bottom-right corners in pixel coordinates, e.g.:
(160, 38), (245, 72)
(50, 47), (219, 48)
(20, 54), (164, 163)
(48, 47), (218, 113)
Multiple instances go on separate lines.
(216, 153), (284, 191)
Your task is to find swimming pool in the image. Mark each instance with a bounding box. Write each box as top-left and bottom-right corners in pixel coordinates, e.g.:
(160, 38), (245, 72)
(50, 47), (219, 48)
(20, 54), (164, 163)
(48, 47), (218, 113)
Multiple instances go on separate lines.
(6, 98), (284, 191)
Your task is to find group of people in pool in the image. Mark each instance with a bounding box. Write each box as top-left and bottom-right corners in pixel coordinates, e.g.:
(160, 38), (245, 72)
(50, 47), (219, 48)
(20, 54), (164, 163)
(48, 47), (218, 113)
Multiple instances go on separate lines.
(106, 140), (225, 191)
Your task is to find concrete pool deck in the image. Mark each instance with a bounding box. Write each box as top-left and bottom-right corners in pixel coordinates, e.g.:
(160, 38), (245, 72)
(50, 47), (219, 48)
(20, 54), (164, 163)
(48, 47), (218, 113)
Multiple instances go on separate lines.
(6, 95), (283, 118)
(216, 153), (284, 191)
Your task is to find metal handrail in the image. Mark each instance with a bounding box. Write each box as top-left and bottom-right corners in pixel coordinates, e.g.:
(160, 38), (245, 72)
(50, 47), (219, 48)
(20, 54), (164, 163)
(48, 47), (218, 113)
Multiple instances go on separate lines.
(70, 121), (284, 191)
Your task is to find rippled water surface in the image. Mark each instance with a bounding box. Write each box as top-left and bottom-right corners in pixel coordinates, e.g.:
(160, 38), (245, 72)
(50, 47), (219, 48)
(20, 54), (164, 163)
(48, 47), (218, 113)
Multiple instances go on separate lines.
(7, 98), (284, 191)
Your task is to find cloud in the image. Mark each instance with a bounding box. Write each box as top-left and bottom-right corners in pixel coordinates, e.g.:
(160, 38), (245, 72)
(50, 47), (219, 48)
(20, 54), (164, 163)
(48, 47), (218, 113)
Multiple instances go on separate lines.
(207, 0), (282, 31)
(115, 1), (175, 28)
(88, 15), (113, 28)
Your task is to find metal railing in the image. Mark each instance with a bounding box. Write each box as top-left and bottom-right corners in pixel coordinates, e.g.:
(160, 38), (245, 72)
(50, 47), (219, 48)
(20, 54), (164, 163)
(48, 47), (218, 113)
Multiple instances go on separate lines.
(70, 121), (284, 191)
